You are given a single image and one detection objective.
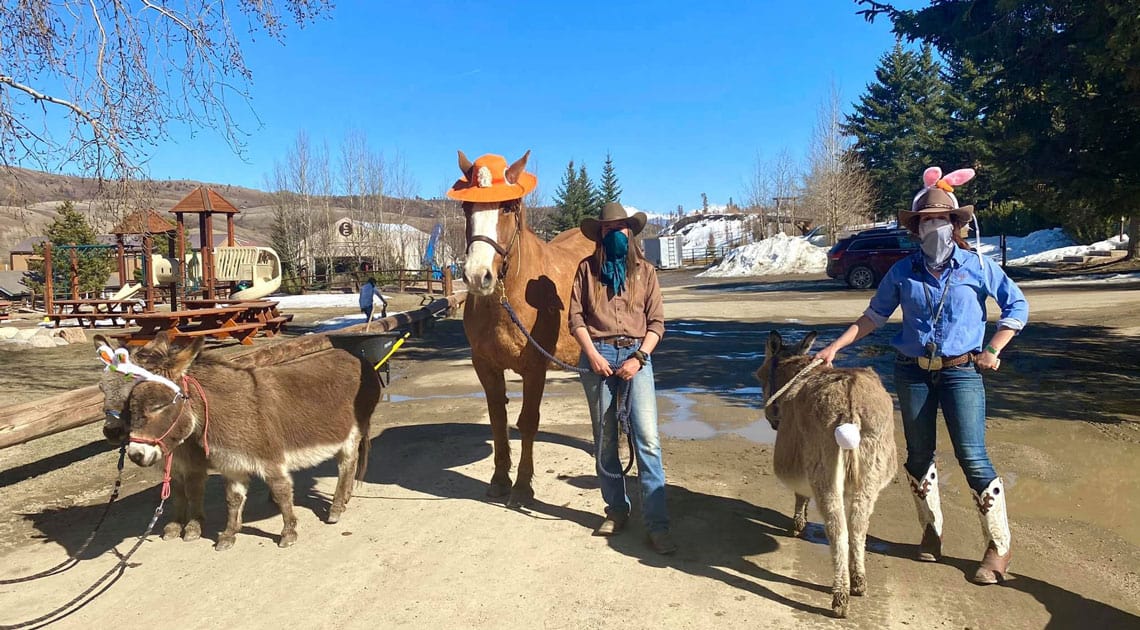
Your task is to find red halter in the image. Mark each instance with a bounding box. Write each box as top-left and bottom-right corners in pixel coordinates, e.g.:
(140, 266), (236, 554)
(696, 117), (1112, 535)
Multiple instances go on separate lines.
(128, 375), (211, 499)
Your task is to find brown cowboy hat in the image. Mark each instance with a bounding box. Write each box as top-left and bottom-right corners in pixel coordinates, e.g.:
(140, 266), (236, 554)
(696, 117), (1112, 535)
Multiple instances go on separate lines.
(579, 202), (648, 241)
(898, 188), (975, 232)
(446, 150), (537, 203)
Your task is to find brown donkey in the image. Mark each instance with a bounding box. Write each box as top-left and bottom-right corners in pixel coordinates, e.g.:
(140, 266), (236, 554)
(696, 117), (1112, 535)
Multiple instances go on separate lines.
(117, 332), (380, 550)
(756, 330), (897, 618)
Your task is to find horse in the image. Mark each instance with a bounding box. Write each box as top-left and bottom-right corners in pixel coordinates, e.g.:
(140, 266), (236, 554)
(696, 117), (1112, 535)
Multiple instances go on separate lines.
(450, 150), (596, 506)
(105, 332), (380, 550)
(756, 330), (897, 618)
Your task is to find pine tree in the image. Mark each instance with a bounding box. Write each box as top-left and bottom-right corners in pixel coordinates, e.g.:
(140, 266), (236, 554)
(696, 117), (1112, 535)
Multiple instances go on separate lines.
(845, 41), (951, 220)
(24, 201), (114, 297)
(552, 160), (599, 233)
(598, 152), (622, 204)
(701, 193), (709, 214)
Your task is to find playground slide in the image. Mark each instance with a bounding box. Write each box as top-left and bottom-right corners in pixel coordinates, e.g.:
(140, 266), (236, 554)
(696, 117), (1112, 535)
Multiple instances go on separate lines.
(110, 282), (142, 300)
(230, 274), (281, 300)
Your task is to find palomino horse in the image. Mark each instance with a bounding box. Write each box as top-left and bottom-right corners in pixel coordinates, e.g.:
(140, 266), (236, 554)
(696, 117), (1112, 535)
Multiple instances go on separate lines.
(449, 150), (595, 506)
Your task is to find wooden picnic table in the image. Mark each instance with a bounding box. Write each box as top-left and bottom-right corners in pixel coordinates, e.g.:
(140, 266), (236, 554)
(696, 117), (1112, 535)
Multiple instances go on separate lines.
(125, 306), (263, 346)
(48, 299), (143, 328)
(182, 299), (292, 337)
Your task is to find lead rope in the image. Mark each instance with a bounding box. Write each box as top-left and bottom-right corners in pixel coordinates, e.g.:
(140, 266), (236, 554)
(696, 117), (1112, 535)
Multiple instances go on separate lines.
(0, 478), (169, 630)
(498, 296), (636, 478)
(0, 444), (128, 585)
(764, 358), (823, 409)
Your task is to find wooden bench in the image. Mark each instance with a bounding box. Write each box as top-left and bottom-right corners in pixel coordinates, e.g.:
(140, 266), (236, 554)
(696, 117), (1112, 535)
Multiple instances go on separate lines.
(173, 322), (264, 345)
(261, 315), (291, 337)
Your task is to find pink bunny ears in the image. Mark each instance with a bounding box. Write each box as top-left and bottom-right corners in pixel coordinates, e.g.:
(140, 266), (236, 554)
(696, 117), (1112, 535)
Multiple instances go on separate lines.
(922, 166), (975, 192)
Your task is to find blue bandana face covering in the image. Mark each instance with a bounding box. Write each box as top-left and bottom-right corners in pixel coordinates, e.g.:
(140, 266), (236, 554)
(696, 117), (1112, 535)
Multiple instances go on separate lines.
(600, 229), (628, 295)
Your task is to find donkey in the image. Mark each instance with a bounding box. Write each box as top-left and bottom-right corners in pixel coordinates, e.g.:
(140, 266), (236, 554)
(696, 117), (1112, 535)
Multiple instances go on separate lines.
(112, 332), (380, 550)
(756, 330), (897, 618)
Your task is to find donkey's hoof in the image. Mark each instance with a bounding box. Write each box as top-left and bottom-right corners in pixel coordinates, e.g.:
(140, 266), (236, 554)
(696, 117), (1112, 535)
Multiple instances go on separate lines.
(831, 590), (850, 618)
(326, 506), (344, 524)
(182, 521), (202, 542)
(487, 480), (512, 499)
(507, 485), (535, 508)
(278, 531), (298, 548)
(215, 535), (236, 552)
(161, 522), (184, 541)
(851, 573), (867, 596)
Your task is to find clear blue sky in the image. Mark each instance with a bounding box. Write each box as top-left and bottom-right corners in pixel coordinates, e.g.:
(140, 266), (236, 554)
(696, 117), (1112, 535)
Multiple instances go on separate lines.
(136, 1), (917, 214)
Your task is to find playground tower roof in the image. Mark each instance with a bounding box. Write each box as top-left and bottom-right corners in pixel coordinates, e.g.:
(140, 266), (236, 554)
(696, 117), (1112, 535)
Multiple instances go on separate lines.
(170, 186), (241, 214)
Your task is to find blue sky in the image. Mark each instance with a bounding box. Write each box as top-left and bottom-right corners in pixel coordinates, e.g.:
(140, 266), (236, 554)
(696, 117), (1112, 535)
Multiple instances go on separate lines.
(133, 1), (915, 214)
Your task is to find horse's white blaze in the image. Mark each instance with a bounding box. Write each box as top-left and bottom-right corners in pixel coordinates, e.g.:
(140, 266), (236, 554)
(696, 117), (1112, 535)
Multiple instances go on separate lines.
(127, 443), (162, 466)
(464, 205), (501, 295)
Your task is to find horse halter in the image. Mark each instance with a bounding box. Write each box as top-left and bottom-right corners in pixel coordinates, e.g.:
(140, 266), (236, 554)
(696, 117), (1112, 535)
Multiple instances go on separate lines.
(465, 199), (523, 281)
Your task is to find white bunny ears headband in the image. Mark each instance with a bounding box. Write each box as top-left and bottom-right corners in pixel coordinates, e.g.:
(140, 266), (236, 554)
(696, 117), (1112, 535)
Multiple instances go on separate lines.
(97, 344), (184, 397)
(910, 166), (976, 212)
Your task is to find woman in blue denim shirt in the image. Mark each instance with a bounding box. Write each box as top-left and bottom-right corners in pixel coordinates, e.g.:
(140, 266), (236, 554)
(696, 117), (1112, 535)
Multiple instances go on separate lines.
(568, 202), (676, 555)
(816, 168), (1028, 585)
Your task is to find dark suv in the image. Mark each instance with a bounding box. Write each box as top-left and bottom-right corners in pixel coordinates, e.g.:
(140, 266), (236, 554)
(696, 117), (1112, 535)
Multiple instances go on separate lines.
(826, 228), (917, 289)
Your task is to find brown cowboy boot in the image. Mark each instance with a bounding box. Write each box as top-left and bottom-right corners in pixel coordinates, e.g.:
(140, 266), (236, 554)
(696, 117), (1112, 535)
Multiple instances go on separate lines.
(972, 477), (1012, 584)
(907, 463), (943, 562)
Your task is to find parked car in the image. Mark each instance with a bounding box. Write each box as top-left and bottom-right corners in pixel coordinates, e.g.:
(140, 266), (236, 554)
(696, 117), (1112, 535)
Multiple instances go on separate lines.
(826, 228), (918, 289)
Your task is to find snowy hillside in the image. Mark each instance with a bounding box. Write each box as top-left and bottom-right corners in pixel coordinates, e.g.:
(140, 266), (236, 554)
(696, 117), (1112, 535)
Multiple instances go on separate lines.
(659, 213), (758, 255)
(697, 233), (827, 277)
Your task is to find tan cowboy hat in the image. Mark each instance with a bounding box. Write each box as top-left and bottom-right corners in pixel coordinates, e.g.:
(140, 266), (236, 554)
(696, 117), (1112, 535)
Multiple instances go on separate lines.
(579, 202), (648, 242)
(446, 150), (537, 203)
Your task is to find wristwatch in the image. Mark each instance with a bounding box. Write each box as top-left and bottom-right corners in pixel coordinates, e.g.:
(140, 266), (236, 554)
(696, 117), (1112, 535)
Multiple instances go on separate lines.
(632, 350), (650, 366)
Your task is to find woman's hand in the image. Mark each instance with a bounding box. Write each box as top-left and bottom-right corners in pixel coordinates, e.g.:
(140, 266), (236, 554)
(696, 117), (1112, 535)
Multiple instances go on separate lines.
(975, 351), (1001, 371)
(588, 351), (613, 377)
(614, 358), (641, 381)
(815, 343), (841, 367)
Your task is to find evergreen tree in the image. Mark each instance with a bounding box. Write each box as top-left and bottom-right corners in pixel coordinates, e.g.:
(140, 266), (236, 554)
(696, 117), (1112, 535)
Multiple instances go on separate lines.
(598, 152), (622, 204)
(861, 0), (1140, 254)
(24, 201), (114, 297)
(552, 160), (598, 233)
(845, 41), (951, 220)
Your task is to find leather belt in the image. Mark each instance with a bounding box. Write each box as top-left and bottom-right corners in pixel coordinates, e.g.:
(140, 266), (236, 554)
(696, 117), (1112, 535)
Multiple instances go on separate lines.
(598, 335), (639, 349)
(900, 352), (976, 371)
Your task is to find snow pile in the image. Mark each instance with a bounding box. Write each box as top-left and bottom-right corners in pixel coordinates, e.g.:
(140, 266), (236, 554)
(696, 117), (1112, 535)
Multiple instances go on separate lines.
(697, 233), (827, 277)
(275, 292), (389, 309)
(660, 213), (755, 256)
(976, 229), (1128, 266)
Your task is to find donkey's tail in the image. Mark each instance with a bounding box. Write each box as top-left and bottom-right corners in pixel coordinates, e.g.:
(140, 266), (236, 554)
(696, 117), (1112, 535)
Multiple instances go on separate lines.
(354, 423), (371, 485)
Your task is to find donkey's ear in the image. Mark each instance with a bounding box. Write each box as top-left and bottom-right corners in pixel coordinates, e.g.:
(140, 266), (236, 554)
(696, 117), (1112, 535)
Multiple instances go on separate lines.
(766, 330), (783, 356)
(795, 331), (819, 356)
(149, 331), (172, 356)
(457, 150), (473, 175)
(169, 338), (205, 376)
(506, 150), (531, 185)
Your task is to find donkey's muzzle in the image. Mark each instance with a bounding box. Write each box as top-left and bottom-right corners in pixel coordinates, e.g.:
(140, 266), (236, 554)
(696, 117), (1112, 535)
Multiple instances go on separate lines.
(103, 411), (128, 445)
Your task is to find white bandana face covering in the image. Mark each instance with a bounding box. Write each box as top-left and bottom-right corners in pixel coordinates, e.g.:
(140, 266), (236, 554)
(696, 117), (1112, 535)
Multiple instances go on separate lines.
(919, 218), (955, 267)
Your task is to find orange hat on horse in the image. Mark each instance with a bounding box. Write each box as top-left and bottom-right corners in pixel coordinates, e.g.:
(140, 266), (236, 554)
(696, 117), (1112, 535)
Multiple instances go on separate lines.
(447, 151), (537, 203)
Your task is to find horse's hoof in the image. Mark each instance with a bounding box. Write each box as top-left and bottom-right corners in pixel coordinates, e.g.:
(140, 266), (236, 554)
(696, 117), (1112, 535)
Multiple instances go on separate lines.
(278, 531), (298, 548)
(215, 535), (236, 552)
(831, 590), (850, 618)
(182, 522), (202, 542)
(486, 481), (512, 499)
(507, 486), (535, 508)
(161, 522), (183, 541)
(851, 574), (867, 596)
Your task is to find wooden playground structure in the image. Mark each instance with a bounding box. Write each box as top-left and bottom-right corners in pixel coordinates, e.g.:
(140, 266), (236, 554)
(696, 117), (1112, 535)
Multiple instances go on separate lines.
(40, 188), (290, 345)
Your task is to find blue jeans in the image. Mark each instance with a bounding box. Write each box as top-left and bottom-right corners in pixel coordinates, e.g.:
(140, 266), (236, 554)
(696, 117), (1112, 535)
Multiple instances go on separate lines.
(894, 357), (998, 494)
(579, 342), (669, 533)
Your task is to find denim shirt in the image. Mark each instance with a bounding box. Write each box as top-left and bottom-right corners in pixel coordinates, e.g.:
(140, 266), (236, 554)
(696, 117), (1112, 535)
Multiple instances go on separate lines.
(864, 246), (1029, 358)
(359, 284), (385, 310)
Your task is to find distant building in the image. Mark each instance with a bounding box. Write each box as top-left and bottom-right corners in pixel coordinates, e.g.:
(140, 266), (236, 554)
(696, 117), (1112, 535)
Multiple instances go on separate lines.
(299, 217), (452, 273)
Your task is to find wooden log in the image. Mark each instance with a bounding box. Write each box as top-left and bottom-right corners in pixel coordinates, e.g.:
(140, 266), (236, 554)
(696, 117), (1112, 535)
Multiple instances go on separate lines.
(0, 385), (103, 450)
(0, 291), (467, 449)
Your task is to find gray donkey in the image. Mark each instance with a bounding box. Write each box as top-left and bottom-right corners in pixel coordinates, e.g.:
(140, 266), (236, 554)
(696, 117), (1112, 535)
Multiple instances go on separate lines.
(756, 331), (896, 618)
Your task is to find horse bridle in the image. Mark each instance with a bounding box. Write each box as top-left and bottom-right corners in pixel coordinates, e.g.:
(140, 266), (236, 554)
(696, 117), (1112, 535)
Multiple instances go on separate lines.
(465, 199), (523, 281)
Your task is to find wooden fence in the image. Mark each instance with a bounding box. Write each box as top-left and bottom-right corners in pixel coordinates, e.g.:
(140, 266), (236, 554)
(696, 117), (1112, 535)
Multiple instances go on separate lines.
(0, 292), (467, 450)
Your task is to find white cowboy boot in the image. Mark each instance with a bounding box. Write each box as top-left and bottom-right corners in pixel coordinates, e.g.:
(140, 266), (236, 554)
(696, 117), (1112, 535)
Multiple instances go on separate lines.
(972, 477), (1012, 584)
(907, 463), (943, 562)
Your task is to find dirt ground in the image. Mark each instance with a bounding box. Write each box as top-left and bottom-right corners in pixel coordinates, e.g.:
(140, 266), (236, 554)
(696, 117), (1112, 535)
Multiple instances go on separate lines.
(0, 273), (1138, 629)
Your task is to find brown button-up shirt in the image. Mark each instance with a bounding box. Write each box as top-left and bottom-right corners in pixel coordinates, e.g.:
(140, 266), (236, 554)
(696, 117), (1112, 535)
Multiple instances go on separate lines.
(568, 258), (665, 341)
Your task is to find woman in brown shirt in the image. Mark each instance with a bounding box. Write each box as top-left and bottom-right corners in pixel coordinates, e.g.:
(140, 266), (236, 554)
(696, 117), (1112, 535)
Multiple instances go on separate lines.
(568, 202), (675, 555)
